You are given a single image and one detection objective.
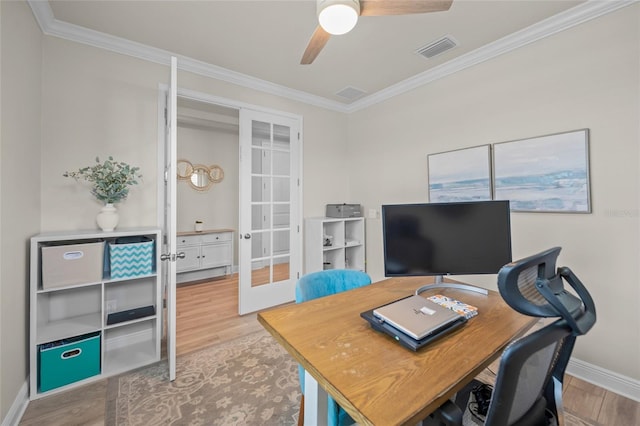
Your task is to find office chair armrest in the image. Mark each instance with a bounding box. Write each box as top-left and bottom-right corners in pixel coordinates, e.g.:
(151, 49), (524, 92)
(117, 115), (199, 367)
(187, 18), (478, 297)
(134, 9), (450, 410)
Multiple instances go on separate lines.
(426, 400), (463, 426)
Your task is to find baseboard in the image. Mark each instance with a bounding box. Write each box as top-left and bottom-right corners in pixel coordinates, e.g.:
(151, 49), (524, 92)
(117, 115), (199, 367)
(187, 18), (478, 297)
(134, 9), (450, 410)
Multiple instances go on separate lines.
(1, 380), (29, 426)
(567, 358), (640, 402)
(177, 266), (231, 284)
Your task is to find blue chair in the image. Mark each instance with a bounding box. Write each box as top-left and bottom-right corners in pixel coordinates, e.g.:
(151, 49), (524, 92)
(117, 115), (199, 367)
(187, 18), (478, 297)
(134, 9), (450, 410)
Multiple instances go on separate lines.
(295, 269), (372, 426)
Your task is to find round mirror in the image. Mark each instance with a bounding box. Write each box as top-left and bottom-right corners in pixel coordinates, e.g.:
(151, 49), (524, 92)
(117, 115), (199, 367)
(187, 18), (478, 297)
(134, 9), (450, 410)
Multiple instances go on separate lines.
(189, 165), (213, 191)
(209, 165), (224, 183)
(177, 159), (193, 180)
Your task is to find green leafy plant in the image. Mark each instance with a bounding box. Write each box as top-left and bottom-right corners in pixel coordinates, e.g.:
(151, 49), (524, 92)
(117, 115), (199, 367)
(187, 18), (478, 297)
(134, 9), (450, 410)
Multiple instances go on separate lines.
(64, 156), (142, 204)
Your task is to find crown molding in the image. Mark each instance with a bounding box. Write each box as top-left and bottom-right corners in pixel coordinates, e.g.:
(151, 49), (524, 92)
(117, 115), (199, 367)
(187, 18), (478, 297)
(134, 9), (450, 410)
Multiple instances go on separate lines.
(26, 0), (350, 113)
(28, 0), (636, 114)
(345, 0), (638, 112)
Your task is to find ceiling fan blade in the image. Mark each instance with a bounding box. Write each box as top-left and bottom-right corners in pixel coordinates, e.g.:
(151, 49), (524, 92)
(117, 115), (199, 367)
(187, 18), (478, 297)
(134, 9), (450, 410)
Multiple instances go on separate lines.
(360, 0), (453, 16)
(301, 26), (331, 65)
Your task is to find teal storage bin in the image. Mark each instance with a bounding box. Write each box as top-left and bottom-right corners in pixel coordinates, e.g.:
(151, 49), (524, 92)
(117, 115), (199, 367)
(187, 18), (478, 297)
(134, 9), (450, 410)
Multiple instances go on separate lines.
(38, 332), (101, 392)
(109, 237), (154, 279)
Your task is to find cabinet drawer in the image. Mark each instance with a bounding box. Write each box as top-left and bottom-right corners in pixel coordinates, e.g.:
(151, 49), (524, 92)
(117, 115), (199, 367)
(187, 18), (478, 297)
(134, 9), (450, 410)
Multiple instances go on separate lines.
(177, 235), (201, 246)
(201, 232), (232, 243)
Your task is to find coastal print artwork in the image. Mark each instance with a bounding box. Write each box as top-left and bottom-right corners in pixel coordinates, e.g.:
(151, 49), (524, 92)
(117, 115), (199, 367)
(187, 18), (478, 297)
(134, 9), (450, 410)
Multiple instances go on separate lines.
(428, 145), (492, 203)
(493, 129), (591, 213)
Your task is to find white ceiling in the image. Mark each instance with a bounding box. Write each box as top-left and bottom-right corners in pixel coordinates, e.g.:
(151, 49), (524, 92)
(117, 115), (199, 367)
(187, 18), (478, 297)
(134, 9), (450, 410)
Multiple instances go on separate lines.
(35, 1), (629, 111)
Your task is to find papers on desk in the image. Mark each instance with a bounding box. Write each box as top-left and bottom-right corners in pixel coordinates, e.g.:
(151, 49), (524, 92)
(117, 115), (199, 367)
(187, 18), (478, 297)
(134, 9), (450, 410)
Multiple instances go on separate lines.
(427, 295), (479, 319)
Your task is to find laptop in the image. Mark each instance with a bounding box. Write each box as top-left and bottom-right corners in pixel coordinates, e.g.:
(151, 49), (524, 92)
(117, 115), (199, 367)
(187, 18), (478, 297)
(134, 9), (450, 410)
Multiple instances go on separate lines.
(373, 295), (463, 340)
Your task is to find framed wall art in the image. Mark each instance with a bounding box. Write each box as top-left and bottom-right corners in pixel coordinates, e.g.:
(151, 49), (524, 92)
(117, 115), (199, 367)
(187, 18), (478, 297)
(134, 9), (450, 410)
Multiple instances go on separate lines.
(492, 129), (591, 213)
(428, 145), (492, 203)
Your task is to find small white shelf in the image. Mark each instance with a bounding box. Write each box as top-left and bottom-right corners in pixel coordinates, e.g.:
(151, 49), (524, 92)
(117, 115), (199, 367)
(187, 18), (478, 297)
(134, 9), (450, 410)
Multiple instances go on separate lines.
(29, 228), (162, 400)
(104, 313), (157, 330)
(37, 313), (102, 345)
(36, 280), (103, 294)
(104, 273), (156, 285)
(304, 217), (365, 273)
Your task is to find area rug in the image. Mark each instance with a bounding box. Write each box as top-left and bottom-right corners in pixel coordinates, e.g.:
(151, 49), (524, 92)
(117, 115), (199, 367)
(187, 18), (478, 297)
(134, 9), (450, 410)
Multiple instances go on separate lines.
(106, 330), (301, 425)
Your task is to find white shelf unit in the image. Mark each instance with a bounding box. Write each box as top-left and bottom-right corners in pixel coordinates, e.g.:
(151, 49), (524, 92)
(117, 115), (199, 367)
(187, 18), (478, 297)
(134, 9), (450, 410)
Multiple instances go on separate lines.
(304, 217), (365, 273)
(29, 227), (162, 399)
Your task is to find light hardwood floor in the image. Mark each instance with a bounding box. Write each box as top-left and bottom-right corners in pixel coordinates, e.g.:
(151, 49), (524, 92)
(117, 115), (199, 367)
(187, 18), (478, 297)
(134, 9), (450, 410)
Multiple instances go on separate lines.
(20, 275), (640, 425)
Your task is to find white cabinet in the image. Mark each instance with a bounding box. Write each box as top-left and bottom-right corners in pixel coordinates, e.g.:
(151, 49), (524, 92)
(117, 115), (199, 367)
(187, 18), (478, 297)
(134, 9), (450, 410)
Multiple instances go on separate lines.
(304, 217), (365, 273)
(29, 228), (162, 399)
(176, 229), (233, 283)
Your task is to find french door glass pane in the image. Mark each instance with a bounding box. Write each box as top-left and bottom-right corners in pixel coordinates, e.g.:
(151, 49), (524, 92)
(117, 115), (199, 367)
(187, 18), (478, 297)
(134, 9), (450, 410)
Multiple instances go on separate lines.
(250, 119), (292, 288)
(252, 204), (271, 230)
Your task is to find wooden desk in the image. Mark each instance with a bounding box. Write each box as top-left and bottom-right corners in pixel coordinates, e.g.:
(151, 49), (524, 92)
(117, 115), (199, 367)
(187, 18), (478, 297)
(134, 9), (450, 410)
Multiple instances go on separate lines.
(258, 277), (537, 426)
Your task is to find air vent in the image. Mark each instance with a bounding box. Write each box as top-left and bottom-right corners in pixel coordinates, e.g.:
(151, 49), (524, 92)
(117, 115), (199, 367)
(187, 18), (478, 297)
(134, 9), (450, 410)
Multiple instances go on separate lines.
(335, 86), (367, 101)
(416, 35), (459, 59)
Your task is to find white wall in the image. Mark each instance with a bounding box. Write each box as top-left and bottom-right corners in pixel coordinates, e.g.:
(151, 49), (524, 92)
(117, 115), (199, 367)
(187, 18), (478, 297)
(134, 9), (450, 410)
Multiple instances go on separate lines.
(0, 0), (42, 421)
(347, 6), (640, 380)
(39, 37), (350, 232)
(176, 123), (239, 234)
(40, 39), (165, 231)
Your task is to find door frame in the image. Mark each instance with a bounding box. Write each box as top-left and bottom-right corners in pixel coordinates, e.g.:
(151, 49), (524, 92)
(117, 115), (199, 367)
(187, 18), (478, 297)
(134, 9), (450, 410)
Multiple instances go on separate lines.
(156, 86), (304, 313)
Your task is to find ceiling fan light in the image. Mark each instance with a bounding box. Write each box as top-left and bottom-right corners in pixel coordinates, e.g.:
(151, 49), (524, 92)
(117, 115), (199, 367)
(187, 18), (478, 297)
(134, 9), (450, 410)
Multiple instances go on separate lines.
(318, 0), (360, 35)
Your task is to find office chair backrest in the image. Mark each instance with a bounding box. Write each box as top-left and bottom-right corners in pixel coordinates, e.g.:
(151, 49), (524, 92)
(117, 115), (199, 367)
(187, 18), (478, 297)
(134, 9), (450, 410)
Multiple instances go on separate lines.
(483, 320), (571, 425)
(484, 247), (597, 426)
(497, 247), (596, 336)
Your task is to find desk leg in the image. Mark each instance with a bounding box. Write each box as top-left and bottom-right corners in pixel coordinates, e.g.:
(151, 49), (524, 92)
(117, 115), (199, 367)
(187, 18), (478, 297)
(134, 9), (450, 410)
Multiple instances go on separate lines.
(304, 370), (328, 426)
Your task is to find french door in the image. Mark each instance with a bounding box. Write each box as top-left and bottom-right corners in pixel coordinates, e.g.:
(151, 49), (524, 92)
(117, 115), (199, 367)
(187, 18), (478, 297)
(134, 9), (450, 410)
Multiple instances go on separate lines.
(238, 109), (301, 314)
(160, 70), (302, 332)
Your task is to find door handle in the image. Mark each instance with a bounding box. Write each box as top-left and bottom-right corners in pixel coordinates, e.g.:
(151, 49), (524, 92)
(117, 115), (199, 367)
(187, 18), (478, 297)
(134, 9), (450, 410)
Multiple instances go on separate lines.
(244, 233), (251, 239)
(161, 252), (185, 261)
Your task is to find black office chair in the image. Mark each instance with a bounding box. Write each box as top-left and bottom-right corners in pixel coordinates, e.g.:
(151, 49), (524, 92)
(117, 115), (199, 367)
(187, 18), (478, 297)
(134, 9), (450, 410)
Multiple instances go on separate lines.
(427, 247), (597, 426)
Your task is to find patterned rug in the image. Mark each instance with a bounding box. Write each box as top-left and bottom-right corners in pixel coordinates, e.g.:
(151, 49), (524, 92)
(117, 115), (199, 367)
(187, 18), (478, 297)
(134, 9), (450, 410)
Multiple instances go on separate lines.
(106, 330), (301, 425)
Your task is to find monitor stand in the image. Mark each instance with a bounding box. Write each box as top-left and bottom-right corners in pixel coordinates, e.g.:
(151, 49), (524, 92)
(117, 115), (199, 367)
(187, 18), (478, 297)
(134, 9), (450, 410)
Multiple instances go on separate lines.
(415, 275), (489, 296)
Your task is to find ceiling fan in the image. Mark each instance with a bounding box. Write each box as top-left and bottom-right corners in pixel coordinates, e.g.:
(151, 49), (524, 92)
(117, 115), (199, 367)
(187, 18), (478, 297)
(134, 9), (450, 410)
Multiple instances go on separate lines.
(301, 0), (454, 64)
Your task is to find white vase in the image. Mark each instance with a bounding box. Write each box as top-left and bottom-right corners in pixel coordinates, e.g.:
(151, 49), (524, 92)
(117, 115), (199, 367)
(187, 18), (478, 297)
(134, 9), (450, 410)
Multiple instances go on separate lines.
(96, 203), (119, 232)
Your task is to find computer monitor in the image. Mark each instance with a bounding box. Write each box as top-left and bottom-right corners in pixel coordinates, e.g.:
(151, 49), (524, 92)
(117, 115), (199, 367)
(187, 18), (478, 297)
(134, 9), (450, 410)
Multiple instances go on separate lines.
(382, 200), (512, 284)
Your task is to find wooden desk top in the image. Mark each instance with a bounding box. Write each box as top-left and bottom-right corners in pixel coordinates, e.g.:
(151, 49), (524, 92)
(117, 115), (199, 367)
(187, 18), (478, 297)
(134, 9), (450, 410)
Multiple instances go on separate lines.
(258, 276), (537, 426)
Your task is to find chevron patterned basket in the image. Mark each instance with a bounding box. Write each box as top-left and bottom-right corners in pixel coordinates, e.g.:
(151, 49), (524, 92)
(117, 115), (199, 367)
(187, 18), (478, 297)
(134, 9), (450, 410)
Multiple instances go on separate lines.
(109, 238), (154, 279)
